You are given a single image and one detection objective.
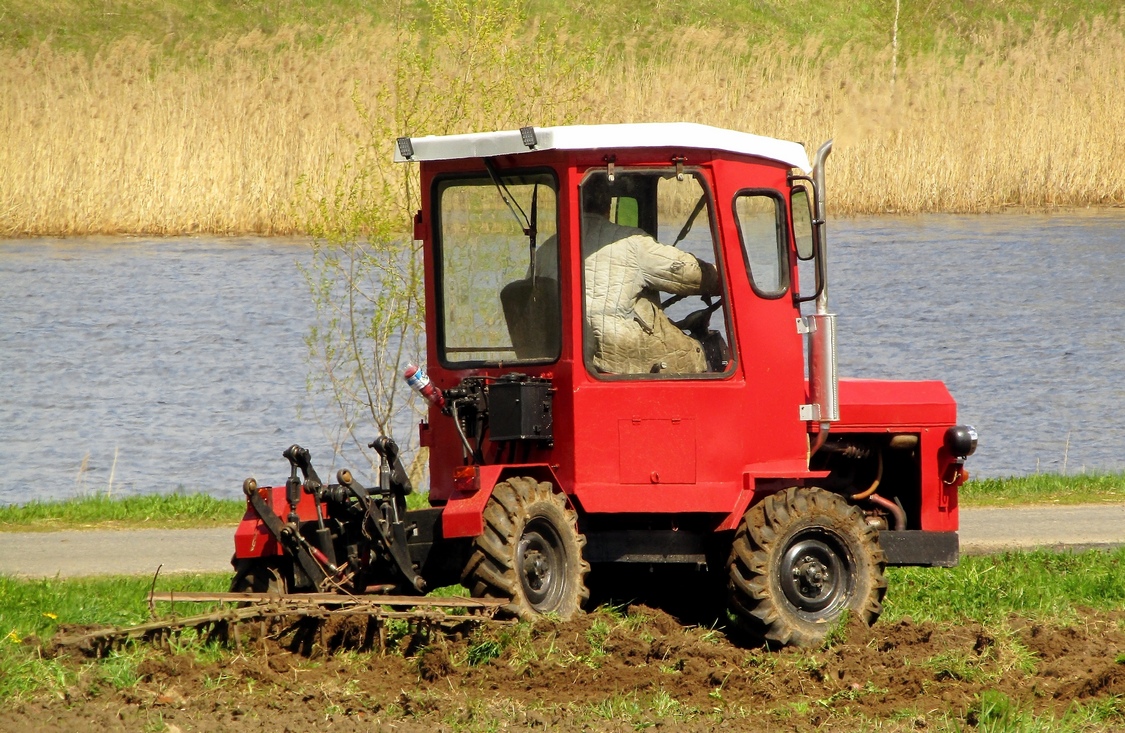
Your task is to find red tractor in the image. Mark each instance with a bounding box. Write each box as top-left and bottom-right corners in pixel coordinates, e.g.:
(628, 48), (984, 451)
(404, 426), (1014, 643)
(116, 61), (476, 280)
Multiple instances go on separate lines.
(232, 123), (976, 647)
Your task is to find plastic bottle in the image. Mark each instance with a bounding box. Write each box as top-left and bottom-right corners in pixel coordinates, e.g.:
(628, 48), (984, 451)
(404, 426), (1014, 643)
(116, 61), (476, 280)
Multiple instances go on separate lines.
(403, 363), (445, 408)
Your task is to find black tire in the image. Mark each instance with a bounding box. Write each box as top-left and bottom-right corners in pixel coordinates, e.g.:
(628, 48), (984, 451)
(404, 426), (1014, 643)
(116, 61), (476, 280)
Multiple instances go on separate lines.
(230, 558), (287, 595)
(462, 477), (590, 620)
(727, 487), (886, 648)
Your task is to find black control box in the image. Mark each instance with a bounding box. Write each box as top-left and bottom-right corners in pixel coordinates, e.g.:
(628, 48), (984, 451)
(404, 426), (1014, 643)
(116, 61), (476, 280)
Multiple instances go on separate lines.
(488, 375), (553, 442)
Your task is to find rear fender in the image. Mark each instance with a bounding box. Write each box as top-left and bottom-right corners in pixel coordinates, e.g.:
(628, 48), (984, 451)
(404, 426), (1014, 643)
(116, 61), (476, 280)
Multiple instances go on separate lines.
(441, 464), (569, 539)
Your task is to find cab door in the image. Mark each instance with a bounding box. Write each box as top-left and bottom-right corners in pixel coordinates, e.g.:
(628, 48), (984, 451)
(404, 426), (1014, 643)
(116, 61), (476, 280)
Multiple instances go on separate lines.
(713, 157), (810, 478)
(570, 163), (752, 513)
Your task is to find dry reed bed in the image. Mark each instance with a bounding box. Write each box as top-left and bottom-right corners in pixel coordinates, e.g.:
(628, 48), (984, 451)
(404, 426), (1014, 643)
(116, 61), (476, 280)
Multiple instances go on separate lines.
(2, 19), (1124, 236)
(601, 20), (1125, 213)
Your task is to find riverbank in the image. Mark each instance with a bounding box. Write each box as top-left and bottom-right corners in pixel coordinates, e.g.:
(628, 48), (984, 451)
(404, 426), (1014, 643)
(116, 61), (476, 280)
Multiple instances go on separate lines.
(2, 3), (1123, 235)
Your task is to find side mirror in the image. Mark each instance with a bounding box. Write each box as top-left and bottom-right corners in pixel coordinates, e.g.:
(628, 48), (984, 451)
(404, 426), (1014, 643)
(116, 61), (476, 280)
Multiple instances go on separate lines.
(791, 186), (815, 261)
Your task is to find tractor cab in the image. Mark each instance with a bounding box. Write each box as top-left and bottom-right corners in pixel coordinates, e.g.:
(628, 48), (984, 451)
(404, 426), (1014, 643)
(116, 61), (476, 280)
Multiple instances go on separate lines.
(402, 124), (828, 516)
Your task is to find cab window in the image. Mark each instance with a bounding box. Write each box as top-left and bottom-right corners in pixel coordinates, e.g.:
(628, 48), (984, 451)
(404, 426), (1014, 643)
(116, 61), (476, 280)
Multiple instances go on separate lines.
(580, 169), (733, 378)
(434, 171), (559, 365)
(733, 192), (789, 297)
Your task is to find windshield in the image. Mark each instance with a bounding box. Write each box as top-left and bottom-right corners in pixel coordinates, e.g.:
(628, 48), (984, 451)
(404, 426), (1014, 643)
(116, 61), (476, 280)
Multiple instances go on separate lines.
(434, 171), (560, 365)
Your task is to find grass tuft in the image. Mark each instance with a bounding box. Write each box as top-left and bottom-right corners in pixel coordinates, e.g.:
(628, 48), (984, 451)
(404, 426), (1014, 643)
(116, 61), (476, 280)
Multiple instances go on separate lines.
(465, 638), (503, 667)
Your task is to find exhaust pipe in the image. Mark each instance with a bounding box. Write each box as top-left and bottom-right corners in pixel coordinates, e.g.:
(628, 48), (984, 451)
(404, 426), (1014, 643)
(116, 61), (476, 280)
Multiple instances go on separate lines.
(807, 140), (839, 423)
(804, 141), (839, 455)
(812, 140), (833, 318)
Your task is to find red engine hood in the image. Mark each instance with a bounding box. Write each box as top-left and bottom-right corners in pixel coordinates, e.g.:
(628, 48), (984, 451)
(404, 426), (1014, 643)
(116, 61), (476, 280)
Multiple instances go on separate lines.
(834, 378), (957, 430)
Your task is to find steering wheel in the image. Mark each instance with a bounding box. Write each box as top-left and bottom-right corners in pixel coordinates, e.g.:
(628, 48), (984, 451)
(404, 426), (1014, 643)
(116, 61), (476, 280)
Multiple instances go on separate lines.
(671, 296), (724, 341)
(660, 292), (722, 310)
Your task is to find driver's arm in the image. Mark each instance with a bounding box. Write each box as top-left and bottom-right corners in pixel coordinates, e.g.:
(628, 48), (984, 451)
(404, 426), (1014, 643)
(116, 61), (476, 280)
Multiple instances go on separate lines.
(636, 237), (719, 297)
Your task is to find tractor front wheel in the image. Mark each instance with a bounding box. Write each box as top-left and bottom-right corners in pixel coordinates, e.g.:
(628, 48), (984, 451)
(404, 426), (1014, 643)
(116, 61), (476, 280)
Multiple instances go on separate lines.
(727, 487), (886, 647)
(462, 477), (590, 620)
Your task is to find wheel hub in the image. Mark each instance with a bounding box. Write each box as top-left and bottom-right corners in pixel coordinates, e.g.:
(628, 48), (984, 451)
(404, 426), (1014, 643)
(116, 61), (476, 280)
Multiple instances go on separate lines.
(793, 555), (830, 596)
(523, 548), (551, 591)
(779, 533), (852, 616)
(517, 518), (567, 611)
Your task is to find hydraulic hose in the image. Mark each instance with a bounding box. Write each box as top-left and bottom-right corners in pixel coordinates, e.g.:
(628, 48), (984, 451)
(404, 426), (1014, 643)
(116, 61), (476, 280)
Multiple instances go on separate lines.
(850, 449), (884, 501)
(450, 402), (474, 460)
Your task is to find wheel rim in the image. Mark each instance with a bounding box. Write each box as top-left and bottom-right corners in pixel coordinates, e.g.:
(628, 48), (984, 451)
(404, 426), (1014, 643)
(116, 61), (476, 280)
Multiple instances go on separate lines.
(779, 529), (854, 618)
(517, 517), (567, 612)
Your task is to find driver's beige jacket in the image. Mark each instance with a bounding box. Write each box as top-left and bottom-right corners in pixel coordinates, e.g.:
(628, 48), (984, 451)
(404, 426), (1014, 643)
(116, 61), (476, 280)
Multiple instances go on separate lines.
(581, 215), (715, 374)
(533, 214), (716, 374)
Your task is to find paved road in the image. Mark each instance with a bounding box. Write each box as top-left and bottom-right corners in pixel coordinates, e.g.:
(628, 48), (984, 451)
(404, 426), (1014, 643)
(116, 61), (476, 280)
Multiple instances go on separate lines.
(1, 505), (1123, 578)
(957, 504), (1125, 554)
(0, 527), (234, 578)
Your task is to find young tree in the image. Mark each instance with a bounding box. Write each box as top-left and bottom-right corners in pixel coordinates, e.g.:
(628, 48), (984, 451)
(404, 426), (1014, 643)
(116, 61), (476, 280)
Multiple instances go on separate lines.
(299, 0), (592, 487)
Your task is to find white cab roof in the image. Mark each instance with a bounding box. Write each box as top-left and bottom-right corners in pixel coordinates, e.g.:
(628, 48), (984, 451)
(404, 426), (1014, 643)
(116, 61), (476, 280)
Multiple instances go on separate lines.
(394, 123), (812, 173)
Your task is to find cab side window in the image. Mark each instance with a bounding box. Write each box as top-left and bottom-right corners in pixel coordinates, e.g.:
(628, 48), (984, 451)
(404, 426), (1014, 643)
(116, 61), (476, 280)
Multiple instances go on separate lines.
(733, 193), (788, 297)
(435, 172), (560, 364)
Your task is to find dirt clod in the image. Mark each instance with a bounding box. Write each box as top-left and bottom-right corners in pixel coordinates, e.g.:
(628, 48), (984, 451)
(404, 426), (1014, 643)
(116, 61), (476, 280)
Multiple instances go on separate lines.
(416, 643), (452, 681)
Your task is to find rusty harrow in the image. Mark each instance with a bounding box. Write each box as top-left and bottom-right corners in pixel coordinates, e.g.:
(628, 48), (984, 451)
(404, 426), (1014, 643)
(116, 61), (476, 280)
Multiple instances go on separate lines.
(50, 592), (508, 658)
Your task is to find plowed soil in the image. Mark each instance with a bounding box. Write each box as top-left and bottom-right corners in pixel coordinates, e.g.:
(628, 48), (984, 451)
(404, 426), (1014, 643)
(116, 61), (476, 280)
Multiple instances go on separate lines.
(5, 606), (1125, 732)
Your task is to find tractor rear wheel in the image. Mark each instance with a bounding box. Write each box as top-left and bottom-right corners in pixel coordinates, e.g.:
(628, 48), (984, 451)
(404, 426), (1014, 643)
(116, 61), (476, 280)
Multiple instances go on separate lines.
(462, 477), (590, 620)
(727, 487), (886, 648)
(230, 558), (288, 595)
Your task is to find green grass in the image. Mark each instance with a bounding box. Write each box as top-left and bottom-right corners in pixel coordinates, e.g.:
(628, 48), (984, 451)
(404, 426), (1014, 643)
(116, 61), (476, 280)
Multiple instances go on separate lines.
(960, 472), (1125, 507)
(0, 573), (232, 643)
(0, 492), (248, 532)
(781, 693), (1125, 733)
(3, 549), (1117, 646)
(886, 548), (1125, 625)
(0, 0), (412, 53)
(545, 0), (1125, 57)
(966, 690), (1125, 733)
(3, 550), (1125, 724)
(0, 488), (433, 532)
(0, 572), (231, 700)
(3, 0), (1122, 59)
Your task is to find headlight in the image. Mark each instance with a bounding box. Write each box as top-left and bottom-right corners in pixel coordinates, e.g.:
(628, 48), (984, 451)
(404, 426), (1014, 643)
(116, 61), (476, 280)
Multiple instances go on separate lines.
(944, 425), (978, 459)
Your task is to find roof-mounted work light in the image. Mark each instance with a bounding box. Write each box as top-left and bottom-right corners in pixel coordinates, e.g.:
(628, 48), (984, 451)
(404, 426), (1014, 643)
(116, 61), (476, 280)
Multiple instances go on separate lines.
(396, 137), (415, 160)
(519, 126), (538, 149)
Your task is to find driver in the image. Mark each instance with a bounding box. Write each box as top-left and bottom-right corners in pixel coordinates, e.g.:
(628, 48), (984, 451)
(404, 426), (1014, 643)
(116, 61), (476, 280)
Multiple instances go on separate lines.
(578, 176), (720, 374)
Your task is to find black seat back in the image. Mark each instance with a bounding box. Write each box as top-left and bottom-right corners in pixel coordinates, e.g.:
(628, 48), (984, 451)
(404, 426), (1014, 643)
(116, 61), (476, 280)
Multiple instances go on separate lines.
(500, 278), (560, 360)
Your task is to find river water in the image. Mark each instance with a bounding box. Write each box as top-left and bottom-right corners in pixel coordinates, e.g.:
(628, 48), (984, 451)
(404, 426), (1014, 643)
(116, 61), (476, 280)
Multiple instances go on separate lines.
(1, 211), (1122, 504)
